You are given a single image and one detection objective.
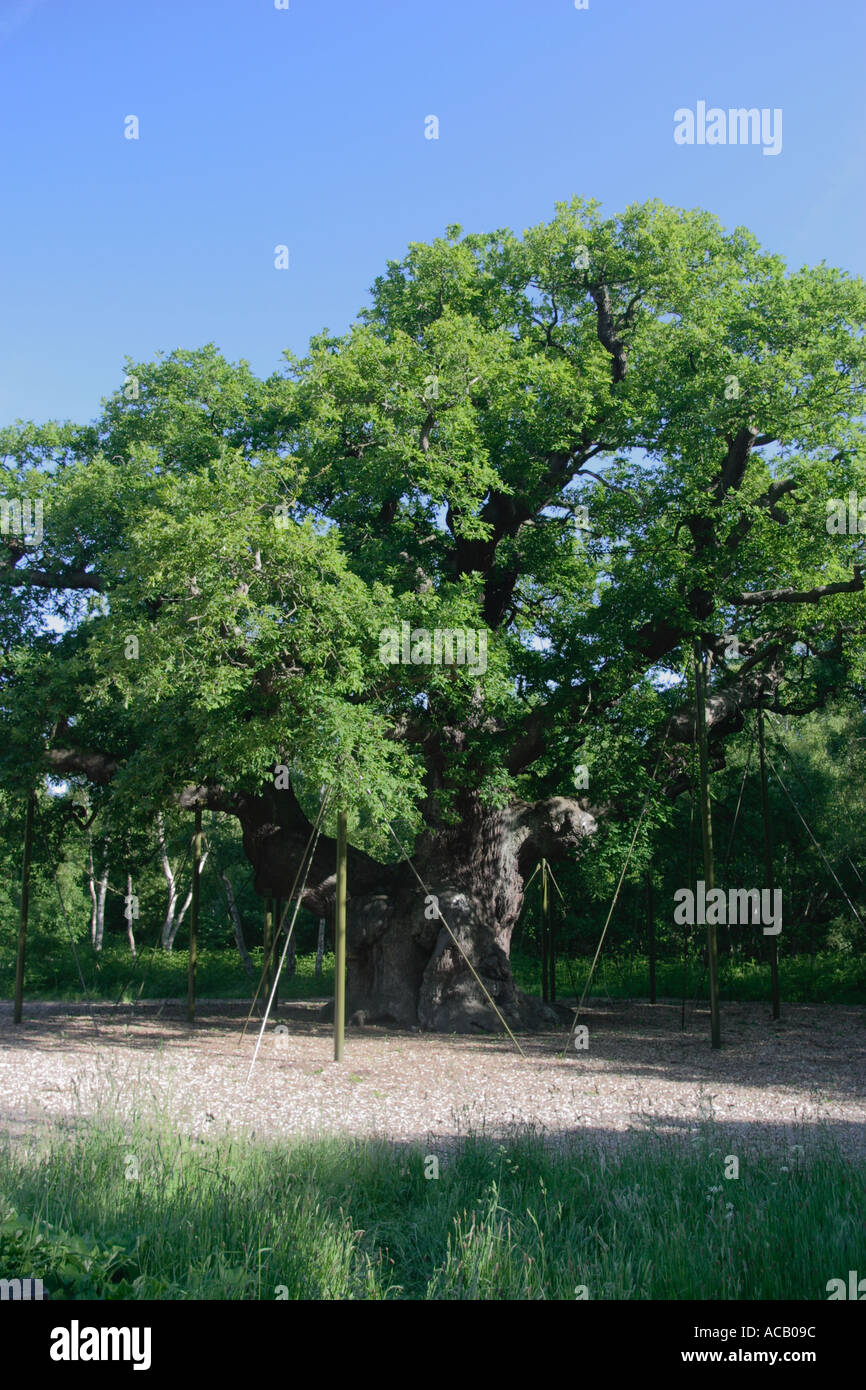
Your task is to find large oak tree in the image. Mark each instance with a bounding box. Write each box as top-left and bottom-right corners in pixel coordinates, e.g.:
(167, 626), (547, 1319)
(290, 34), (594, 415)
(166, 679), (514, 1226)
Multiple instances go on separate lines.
(3, 198), (865, 1030)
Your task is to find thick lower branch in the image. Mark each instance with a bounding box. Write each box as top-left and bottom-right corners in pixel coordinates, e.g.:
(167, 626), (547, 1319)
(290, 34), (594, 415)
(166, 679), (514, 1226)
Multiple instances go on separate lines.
(731, 568), (864, 606)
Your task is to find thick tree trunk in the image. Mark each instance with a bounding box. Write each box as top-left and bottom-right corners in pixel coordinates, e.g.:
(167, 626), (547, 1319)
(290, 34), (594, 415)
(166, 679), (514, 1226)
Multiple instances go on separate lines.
(238, 790), (597, 1033)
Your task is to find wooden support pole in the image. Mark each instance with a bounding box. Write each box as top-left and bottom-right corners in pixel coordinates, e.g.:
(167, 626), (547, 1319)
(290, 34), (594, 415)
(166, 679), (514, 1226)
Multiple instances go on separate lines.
(334, 810), (348, 1062)
(274, 897), (282, 1006)
(547, 860), (556, 1003)
(757, 707), (781, 1020)
(315, 918), (325, 978)
(646, 870), (656, 1004)
(682, 790), (694, 1032)
(286, 903), (296, 980)
(187, 804), (202, 1024)
(694, 639), (721, 1049)
(263, 898), (273, 999)
(14, 792), (35, 1025)
(540, 857), (549, 1003)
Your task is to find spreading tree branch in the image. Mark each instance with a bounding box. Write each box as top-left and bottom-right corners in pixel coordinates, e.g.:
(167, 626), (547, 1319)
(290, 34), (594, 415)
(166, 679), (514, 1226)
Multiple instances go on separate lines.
(731, 568), (864, 607)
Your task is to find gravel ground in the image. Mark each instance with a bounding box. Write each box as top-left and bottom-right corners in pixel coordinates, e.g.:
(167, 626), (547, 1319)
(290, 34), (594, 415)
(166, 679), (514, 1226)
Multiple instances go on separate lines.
(1, 997), (864, 1157)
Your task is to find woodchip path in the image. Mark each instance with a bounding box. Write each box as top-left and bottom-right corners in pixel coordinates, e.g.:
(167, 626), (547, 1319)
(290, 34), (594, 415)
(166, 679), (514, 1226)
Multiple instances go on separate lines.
(1, 998), (863, 1158)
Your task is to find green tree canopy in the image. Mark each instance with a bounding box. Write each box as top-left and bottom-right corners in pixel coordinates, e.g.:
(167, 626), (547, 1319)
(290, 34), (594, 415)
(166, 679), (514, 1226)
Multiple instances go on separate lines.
(2, 198), (865, 1029)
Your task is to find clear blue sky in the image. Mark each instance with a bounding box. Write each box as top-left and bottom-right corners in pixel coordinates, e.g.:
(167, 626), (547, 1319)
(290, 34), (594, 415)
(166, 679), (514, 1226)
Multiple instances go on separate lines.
(1, 0), (863, 428)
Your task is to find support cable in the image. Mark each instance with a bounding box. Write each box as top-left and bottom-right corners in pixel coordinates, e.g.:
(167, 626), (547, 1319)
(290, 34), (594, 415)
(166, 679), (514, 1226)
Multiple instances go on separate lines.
(766, 712), (864, 887)
(365, 789), (526, 1057)
(238, 787), (333, 1045)
(762, 743), (865, 932)
(561, 733), (669, 1059)
(246, 787), (333, 1083)
(35, 803), (100, 1037)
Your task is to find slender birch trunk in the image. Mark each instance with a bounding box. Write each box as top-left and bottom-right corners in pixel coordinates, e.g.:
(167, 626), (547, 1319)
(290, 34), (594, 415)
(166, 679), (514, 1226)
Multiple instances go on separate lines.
(125, 871), (137, 957)
(158, 811), (180, 949)
(92, 848), (108, 953)
(221, 870), (255, 979)
(167, 845), (209, 950)
(88, 835), (98, 946)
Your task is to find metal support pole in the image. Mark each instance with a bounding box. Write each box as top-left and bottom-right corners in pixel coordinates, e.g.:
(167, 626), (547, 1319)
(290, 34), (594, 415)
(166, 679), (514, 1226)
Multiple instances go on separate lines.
(334, 810), (348, 1061)
(274, 897), (282, 1006)
(540, 857), (549, 1002)
(646, 871), (656, 1005)
(14, 793), (35, 1025)
(757, 707), (781, 1020)
(187, 804), (202, 1024)
(315, 917), (325, 978)
(547, 860), (556, 1003)
(263, 897), (273, 999)
(694, 639), (721, 1048)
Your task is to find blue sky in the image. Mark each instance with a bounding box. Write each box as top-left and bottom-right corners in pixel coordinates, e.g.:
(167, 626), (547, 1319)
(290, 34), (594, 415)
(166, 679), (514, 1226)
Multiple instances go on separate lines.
(1, 0), (863, 429)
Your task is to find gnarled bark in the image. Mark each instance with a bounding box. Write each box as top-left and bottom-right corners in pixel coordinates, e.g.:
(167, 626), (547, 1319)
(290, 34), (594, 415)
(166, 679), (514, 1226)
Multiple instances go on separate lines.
(239, 792), (597, 1033)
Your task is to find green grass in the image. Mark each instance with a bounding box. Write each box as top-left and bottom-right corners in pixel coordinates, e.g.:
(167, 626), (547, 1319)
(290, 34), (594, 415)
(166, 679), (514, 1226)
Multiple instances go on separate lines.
(0, 1117), (861, 1300)
(512, 949), (866, 1005)
(3, 941), (864, 1005)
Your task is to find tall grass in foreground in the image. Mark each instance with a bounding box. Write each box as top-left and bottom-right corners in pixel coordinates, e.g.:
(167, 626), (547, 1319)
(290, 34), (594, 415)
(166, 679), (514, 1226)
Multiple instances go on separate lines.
(1, 1119), (861, 1300)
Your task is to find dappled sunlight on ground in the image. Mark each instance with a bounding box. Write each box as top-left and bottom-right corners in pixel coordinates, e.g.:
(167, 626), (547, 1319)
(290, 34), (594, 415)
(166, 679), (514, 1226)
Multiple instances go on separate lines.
(1, 997), (863, 1157)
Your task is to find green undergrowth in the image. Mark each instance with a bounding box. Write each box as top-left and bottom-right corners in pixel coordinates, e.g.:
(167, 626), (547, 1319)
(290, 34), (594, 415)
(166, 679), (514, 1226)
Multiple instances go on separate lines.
(0, 1118), (861, 1300)
(511, 950), (866, 1006)
(3, 944), (864, 1006)
(0, 944), (335, 1003)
